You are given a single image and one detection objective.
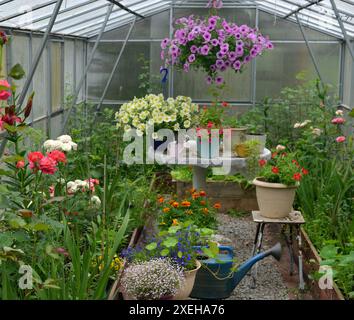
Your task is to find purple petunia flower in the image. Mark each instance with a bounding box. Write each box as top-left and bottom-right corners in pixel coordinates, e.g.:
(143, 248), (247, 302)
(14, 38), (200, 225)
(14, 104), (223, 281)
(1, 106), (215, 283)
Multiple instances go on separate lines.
(210, 64), (216, 72)
(216, 51), (225, 59)
(229, 51), (237, 61)
(216, 59), (225, 69)
(236, 40), (244, 47)
(244, 55), (251, 63)
(267, 42), (274, 49)
(236, 46), (244, 56)
(188, 54), (196, 63)
(184, 62), (190, 72)
(206, 76), (213, 85)
(233, 60), (242, 70)
(161, 38), (170, 49)
(240, 24), (249, 34)
(215, 75), (224, 85)
(235, 32), (241, 40)
(203, 31), (211, 42)
(190, 45), (198, 54)
(224, 60), (231, 68)
(208, 16), (217, 26)
(200, 44), (210, 55)
(211, 38), (219, 46)
(250, 48), (258, 58)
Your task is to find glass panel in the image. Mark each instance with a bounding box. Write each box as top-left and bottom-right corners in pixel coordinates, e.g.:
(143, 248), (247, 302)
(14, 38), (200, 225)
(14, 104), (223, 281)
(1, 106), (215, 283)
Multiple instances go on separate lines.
(87, 42), (163, 101)
(64, 39), (75, 102)
(256, 43), (341, 100)
(50, 112), (63, 138)
(101, 10), (170, 40)
(258, 11), (339, 41)
(50, 41), (62, 112)
(32, 36), (49, 120)
(75, 40), (85, 102)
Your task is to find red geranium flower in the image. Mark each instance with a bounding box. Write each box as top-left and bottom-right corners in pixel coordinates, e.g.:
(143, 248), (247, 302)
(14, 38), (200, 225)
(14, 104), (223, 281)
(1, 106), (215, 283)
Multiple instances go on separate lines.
(271, 152), (278, 159)
(28, 151), (44, 171)
(271, 166), (279, 174)
(301, 168), (308, 175)
(258, 159), (267, 167)
(293, 173), (302, 181)
(16, 160), (25, 169)
(222, 101), (229, 107)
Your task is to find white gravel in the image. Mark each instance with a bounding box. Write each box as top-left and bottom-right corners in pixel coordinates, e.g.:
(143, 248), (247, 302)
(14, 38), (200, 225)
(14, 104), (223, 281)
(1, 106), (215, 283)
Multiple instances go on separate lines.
(217, 213), (289, 300)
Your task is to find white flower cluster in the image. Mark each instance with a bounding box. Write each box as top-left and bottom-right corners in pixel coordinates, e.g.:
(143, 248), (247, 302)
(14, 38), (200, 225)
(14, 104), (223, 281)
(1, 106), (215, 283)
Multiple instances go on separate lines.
(43, 135), (78, 152)
(66, 179), (101, 207)
(115, 94), (199, 138)
(121, 258), (185, 300)
(294, 120), (311, 129)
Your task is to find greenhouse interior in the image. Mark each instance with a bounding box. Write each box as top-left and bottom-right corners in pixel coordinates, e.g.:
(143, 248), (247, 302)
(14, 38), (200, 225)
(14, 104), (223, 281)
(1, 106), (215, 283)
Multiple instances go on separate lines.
(0, 0), (353, 302)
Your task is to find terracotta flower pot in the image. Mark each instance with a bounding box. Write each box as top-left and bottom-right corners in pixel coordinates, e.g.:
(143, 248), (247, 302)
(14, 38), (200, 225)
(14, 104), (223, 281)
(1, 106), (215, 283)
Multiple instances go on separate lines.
(173, 260), (201, 300)
(252, 178), (298, 218)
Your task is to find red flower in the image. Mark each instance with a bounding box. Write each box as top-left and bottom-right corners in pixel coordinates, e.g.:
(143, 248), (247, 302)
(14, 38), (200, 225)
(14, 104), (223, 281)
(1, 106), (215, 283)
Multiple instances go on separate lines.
(271, 152), (278, 159)
(258, 159), (267, 167)
(293, 173), (302, 181)
(47, 150), (66, 164)
(39, 156), (57, 175)
(199, 190), (206, 196)
(16, 160), (25, 169)
(207, 121), (214, 129)
(271, 166), (279, 174)
(28, 151), (44, 171)
(222, 101), (229, 107)
(0, 80), (11, 100)
(301, 168), (308, 175)
(0, 106), (22, 126)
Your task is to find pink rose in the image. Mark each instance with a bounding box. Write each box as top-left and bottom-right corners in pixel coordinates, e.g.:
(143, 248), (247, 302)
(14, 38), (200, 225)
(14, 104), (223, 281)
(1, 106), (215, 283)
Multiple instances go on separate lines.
(39, 156), (57, 175)
(336, 136), (346, 143)
(331, 117), (345, 125)
(0, 79), (11, 100)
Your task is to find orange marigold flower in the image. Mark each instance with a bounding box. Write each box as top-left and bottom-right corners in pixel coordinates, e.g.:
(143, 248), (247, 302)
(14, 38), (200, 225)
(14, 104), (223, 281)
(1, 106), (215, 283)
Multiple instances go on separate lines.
(163, 207), (170, 213)
(200, 200), (206, 206)
(172, 201), (179, 208)
(213, 203), (221, 209)
(202, 208), (209, 214)
(181, 201), (191, 207)
(158, 197), (164, 203)
(199, 190), (206, 196)
(172, 219), (179, 226)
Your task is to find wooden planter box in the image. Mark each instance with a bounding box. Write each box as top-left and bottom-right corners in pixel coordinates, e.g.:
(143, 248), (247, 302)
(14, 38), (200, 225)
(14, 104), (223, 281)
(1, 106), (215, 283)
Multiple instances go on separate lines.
(296, 228), (345, 300)
(175, 180), (258, 213)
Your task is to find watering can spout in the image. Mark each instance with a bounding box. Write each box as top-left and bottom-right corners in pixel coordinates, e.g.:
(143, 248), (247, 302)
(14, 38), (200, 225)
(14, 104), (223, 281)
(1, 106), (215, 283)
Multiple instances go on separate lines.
(232, 242), (282, 288)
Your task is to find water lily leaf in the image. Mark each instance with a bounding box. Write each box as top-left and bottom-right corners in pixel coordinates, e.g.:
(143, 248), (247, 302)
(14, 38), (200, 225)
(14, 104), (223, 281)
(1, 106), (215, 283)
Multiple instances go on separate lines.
(8, 63), (26, 80)
(145, 242), (157, 251)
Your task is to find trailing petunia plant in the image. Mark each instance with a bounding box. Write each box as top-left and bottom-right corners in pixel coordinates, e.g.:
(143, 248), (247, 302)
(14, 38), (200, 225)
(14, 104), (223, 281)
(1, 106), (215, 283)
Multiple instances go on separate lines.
(160, 1), (273, 85)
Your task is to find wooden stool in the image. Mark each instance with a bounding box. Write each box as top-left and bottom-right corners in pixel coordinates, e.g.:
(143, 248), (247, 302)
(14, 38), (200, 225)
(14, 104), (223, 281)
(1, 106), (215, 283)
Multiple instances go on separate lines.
(250, 210), (306, 290)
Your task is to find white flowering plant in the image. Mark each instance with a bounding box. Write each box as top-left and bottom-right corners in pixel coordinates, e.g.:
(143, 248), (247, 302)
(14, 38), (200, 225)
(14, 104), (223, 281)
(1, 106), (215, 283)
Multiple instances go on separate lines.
(115, 94), (199, 138)
(120, 258), (185, 300)
(43, 135), (78, 152)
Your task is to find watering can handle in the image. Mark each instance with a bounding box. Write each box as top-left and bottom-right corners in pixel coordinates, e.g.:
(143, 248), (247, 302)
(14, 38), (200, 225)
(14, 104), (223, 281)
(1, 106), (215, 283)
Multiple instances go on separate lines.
(218, 246), (234, 257)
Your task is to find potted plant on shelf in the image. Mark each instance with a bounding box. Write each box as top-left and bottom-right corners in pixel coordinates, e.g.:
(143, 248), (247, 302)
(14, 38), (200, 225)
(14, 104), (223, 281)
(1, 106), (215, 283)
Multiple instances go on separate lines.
(253, 146), (308, 218)
(120, 258), (185, 300)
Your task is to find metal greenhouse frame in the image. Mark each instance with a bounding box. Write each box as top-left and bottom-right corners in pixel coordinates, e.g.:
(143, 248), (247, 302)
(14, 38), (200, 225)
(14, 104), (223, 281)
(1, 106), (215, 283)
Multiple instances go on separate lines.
(0, 0), (353, 156)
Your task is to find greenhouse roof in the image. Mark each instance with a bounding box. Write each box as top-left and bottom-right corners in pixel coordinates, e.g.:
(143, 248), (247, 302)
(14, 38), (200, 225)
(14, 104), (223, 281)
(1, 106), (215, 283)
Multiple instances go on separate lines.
(0, 0), (353, 39)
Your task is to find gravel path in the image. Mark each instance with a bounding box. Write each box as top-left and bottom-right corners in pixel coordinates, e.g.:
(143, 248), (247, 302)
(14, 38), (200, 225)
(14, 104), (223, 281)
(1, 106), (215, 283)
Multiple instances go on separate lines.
(216, 213), (289, 300)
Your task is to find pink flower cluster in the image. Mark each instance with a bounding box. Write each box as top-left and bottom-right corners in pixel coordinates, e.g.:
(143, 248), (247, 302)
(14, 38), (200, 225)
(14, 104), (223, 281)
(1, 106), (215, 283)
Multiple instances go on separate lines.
(161, 15), (273, 85)
(27, 150), (66, 175)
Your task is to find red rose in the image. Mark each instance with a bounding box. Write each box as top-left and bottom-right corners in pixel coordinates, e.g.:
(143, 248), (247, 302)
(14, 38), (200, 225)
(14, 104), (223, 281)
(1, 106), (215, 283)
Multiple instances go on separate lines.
(258, 159), (267, 167)
(293, 173), (302, 181)
(271, 166), (279, 174)
(39, 156), (57, 175)
(47, 150), (66, 163)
